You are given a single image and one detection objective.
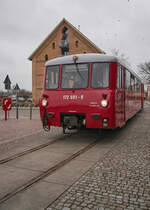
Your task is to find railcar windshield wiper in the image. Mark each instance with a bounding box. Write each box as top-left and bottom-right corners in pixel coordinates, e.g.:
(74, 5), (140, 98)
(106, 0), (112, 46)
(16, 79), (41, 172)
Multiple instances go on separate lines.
(73, 56), (84, 81)
(75, 63), (85, 81)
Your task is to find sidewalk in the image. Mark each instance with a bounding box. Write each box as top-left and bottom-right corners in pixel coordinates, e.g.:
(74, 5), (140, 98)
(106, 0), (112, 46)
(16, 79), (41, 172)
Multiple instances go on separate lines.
(0, 119), (42, 143)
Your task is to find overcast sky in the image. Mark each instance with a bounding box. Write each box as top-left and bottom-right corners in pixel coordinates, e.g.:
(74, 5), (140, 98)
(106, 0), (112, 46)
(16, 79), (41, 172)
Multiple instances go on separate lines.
(0, 0), (150, 91)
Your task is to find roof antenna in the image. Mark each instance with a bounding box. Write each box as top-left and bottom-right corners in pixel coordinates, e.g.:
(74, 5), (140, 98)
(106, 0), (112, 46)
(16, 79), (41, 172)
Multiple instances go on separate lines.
(78, 25), (80, 31)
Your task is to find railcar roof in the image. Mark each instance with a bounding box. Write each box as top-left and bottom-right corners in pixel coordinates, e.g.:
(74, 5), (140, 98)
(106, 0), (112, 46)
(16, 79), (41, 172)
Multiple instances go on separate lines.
(46, 53), (118, 66)
(45, 53), (142, 82)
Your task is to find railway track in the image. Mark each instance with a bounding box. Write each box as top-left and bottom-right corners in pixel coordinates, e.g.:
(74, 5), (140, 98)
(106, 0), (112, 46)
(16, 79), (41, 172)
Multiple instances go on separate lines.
(0, 128), (101, 165)
(0, 138), (98, 204)
(0, 138), (59, 165)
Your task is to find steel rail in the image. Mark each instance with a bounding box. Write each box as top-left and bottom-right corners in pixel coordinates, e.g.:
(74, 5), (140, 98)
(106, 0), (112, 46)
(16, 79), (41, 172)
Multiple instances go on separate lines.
(0, 139), (98, 204)
(0, 139), (59, 164)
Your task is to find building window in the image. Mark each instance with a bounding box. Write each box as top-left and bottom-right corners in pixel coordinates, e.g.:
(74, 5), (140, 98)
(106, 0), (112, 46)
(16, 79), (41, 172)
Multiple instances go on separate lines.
(75, 40), (78, 48)
(52, 42), (55, 49)
(45, 54), (48, 61)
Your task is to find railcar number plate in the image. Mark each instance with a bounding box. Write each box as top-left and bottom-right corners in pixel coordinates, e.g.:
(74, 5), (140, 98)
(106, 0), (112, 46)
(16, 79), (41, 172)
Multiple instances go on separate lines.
(63, 95), (84, 100)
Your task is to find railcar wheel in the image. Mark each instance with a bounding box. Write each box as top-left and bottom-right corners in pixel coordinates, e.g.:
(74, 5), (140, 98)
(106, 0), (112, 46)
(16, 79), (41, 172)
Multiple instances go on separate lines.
(42, 110), (50, 132)
(63, 126), (66, 134)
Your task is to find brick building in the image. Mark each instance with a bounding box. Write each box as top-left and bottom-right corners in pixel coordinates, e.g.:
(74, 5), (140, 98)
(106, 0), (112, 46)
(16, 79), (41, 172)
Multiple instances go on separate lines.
(28, 18), (104, 104)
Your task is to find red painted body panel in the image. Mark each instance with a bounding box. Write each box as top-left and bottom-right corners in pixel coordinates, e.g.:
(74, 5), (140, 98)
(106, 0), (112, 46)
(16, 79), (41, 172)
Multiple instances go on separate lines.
(39, 56), (144, 130)
(39, 88), (116, 129)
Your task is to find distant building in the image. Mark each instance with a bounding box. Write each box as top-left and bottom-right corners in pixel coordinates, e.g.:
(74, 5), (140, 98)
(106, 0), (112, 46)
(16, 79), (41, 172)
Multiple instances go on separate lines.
(3, 75), (11, 90)
(28, 18), (105, 104)
(14, 83), (20, 91)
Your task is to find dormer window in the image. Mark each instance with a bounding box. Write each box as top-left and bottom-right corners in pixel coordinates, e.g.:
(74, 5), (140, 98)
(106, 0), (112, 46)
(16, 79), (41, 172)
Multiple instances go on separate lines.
(52, 42), (55, 49)
(75, 40), (78, 48)
(45, 54), (48, 61)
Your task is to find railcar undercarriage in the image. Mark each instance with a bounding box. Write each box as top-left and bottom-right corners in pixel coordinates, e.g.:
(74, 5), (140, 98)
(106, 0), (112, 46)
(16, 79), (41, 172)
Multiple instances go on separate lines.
(61, 113), (86, 134)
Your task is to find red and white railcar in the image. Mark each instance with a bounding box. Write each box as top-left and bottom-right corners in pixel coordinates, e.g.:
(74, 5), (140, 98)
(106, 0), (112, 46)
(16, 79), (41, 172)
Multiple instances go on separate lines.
(39, 54), (144, 132)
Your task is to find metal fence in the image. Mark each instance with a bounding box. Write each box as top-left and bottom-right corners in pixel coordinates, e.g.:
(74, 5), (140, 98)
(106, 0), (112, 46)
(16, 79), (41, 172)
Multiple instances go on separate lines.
(0, 106), (40, 121)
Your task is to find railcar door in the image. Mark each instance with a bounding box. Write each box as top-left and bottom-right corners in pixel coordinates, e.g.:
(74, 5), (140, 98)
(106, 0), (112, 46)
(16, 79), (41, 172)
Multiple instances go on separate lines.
(115, 64), (125, 127)
(122, 66), (126, 122)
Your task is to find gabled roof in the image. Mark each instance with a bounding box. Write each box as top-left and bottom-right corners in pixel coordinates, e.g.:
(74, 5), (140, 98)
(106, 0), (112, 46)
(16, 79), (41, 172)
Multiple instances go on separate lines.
(28, 18), (105, 60)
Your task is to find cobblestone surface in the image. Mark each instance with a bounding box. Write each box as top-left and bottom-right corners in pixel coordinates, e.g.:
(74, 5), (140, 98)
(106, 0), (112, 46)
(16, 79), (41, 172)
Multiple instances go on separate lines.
(46, 105), (150, 210)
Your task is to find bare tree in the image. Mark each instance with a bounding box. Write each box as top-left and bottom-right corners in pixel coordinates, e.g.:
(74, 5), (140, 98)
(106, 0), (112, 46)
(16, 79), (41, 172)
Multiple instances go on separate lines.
(138, 62), (150, 84)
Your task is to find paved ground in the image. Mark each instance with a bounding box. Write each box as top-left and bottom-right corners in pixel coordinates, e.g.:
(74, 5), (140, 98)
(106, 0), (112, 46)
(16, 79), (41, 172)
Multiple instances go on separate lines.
(0, 106), (42, 143)
(0, 128), (114, 210)
(46, 103), (150, 210)
(0, 119), (42, 143)
(0, 102), (150, 210)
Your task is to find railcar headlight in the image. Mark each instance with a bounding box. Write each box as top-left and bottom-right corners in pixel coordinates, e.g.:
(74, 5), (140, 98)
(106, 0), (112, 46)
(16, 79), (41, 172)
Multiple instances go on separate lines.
(101, 100), (108, 108)
(42, 98), (48, 107)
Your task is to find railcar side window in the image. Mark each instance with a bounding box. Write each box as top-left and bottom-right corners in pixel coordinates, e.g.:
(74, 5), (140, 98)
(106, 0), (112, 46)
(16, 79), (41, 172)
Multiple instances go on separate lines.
(137, 79), (141, 92)
(61, 64), (89, 89)
(126, 70), (131, 90)
(121, 67), (125, 88)
(91, 63), (109, 88)
(117, 64), (122, 88)
(135, 78), (138, 92)
(131, 74), (135, 91)
(45, 66), (59, 89)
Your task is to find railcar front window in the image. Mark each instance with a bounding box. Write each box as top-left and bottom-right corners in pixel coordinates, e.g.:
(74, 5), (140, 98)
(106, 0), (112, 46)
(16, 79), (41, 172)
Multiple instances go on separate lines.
(91, 63), (109, 88)
(61, 64), (89, 89)
(45, 66), (59, 89)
